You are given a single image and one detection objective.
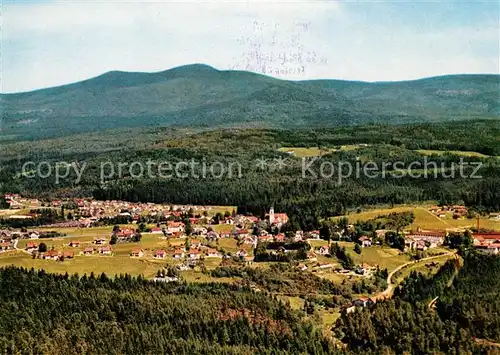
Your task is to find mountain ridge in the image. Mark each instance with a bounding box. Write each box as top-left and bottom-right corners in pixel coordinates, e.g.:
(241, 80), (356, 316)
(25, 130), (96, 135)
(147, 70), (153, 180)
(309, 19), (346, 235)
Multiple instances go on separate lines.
(1, 64), (499, 140)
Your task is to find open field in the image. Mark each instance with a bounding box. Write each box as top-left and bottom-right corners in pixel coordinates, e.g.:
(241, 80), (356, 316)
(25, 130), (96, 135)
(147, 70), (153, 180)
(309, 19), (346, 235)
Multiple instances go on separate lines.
(332, 205), (500, 231)
(278, 147), (335, 157)
(0, 224), (258, 280)
(340, 242), (410, 270)
(415, 149), (491, 158)
(0, 251), (164, 278)
(393, 253), (457, 283)
(309, 239), (410, 271)
(278, 144), (365, 157)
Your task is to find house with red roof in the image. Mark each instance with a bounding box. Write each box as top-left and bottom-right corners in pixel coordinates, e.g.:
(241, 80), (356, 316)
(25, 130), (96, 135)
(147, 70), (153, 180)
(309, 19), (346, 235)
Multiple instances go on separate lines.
(172, 249), (185, 259)
(317, 245), (330, 255)
(83, 247), (94, 255)
(93, 237), (107, 245)
(63, 251), (75, 259)
(190, 239), (202, 248)
(236, 249), (248, 258)
(154, 249), (166, 259)
(188, 248), (201, 259)
(274, 233), (286, 242)
(205, 248), (221, 258)
(166, 221), (185, 234)
(43, 250), (60, 260)
(475, 243), (500, 255)
(99, 246), (112, 255)
(25, 242), (38, 253)
(130, 249), (143, 257)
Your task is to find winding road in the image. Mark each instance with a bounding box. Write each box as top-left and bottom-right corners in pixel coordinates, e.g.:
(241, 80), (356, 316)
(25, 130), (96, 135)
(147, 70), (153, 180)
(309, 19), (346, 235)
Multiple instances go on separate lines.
(373, 250), (457, 300)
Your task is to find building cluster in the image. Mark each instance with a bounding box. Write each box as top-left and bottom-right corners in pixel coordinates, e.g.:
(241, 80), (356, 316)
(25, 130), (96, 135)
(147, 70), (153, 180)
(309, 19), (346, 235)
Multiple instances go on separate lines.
(3, 194), (40, 210)
(473, 232), (500, 255)
(429, 205), (468, 219)
(404, 229), (447, 251)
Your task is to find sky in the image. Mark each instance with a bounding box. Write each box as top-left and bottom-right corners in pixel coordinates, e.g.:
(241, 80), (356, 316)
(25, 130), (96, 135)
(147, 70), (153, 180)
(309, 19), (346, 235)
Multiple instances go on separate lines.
(1, 0), (499, 93)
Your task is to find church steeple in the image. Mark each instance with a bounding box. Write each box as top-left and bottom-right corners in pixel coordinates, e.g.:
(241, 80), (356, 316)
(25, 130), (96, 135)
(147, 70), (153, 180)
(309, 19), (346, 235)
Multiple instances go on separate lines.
(269, 206), (275, 224)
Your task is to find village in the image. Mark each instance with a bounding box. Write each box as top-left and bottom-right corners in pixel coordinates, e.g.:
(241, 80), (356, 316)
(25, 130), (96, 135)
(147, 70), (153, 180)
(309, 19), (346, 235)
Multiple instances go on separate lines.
(1, 195), (499, 267)
(1, 193), (500, 328)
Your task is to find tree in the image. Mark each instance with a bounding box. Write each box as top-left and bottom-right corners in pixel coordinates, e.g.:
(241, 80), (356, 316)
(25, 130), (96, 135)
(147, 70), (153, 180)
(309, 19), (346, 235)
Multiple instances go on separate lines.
(38, 243), (47, 253)
(138, 223), (146, 232)
(110, 235), (117, 245)
(112, 225), (120, 233)
(320, 221), (333, 245)
(354, 243), (362, 254)
(185, 219), (193, 236)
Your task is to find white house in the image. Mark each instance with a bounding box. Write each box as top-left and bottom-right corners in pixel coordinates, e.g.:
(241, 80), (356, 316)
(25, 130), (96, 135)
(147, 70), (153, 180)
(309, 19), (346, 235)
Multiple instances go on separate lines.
(317, 245), (330, 255)
(358, 236), (372, 248)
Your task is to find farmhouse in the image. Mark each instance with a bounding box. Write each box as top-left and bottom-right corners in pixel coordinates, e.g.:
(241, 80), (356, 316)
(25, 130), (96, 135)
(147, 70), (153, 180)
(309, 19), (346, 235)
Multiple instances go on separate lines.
(352, 297), (377, 308)
(317, 245), (330, 255)
(25, 242), (38, 253)
(150, 227), (163, 234)
(236, 249), (248, 258)
(475, 243), (500, 255)
(29, 231), (40, 239)
(472, 232), (500, 244)
(308, 230), (320, 239)
(99, 246), (113, 255)
(166, 222), (185, 234)
(236, 229), (250, 238)
(173, 249), (185, 259)
(258, 234), (273, 243)
(307, 251), (317, 261)
(405, 230), (446, 250)
(154, 249), (166, 259)
(83, 247), (94, 255)
(93, 238), (107, 245)
(115, 229), (135, 241)
(190, 239), (202, 248)
(205, 248), (221, 258)
(473, 233), (500, 254)
(242, 235), (256, 245)
(43, 250), (60, 260)
(188, 248), (201, 259)
(274, 233), (286, 242)
(130, 249), (144, 258)
(358, 236), (373, 248)
(294, 230), (304, 242)
(69, 241), (80, 247)
(0, 242), (10, 251)
(63, 251), (75, 259)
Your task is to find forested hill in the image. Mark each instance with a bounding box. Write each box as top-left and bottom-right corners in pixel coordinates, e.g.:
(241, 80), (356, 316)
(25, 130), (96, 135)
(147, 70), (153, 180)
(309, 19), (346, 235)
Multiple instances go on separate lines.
(1, 64), (499, 139)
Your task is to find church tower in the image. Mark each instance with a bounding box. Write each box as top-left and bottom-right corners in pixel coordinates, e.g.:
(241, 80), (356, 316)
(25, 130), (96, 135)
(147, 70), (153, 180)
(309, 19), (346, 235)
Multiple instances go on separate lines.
(269, 207), (275, 224)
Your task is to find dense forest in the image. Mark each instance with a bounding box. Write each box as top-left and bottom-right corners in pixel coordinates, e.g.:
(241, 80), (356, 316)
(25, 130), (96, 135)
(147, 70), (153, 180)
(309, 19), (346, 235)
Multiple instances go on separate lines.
(336, 253), (500, 354)
(1, 120), (499, 230)
(0, 267), (339, 355)
(1, 254), (499, 354)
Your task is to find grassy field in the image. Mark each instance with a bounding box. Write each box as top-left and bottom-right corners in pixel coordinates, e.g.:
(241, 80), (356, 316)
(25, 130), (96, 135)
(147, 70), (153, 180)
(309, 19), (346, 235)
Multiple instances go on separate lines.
(1, 224), (256, 280)
(278, 145), (364, 158)
(309, 239), (410, 271)
(332, 205), (500, 231)
(0, 251), (164, 278)
(393, 253), (456, 284)
(415, 149), (490, 158)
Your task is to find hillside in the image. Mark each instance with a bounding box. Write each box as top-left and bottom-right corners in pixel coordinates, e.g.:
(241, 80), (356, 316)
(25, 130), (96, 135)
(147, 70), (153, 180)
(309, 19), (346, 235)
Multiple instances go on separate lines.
(1, 64), (499, 139)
